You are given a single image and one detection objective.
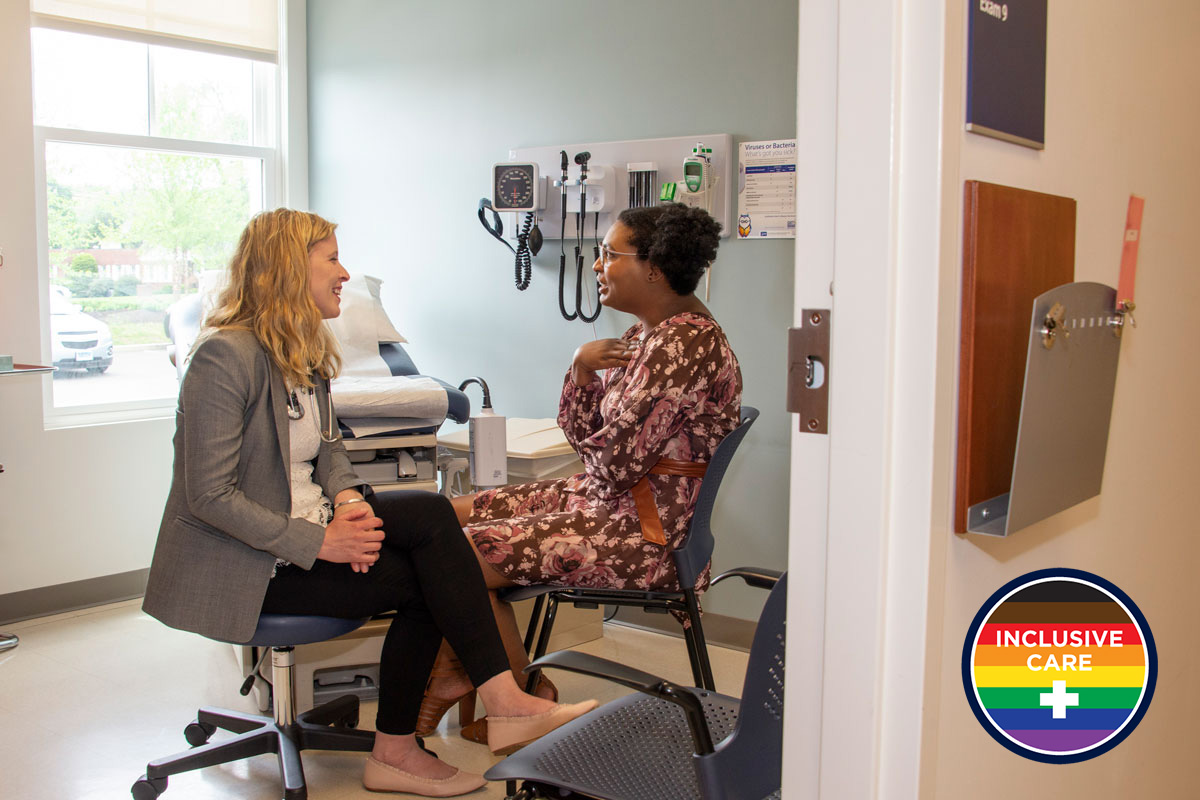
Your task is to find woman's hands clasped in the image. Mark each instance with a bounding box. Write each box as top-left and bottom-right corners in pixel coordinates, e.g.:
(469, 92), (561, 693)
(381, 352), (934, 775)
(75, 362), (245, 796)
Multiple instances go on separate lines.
(320, 501), (383, 573)
(572, 338), (635, 386)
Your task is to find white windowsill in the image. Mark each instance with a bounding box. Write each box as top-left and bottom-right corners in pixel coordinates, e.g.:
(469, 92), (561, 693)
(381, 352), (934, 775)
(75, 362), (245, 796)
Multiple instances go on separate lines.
(44, 399), (175, 430)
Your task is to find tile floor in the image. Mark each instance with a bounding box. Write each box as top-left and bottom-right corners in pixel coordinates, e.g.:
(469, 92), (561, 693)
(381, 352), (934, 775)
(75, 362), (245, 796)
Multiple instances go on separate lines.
(0, 601), (748, 800)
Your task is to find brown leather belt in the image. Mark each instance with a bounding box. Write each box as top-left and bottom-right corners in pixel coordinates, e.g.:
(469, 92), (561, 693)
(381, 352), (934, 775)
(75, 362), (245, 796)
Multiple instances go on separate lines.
(631, 458), (709, 546)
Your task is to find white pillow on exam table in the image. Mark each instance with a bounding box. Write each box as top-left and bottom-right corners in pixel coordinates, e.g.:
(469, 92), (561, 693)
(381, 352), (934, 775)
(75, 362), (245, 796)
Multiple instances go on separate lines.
(325, 274), (407, 377)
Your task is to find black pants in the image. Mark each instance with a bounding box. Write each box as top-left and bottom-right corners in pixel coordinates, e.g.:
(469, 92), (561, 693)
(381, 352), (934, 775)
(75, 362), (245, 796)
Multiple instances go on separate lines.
(260, 490), (509, 735)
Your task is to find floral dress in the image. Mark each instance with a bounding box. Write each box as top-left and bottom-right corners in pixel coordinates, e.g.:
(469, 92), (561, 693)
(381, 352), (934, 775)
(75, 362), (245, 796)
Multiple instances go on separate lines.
(465, 311), (742, 592)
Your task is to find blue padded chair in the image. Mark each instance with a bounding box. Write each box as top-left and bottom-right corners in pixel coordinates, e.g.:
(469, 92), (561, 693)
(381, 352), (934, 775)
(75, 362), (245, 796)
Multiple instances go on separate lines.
(501, 406), (759, 694)
(487, 569), (786, 800)
(132, 615), (377, 800)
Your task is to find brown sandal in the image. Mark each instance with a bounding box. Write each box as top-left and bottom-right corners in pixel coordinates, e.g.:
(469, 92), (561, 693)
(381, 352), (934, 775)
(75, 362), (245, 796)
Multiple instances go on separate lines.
(459, 673), (558, 745)
(416, 689), (477, 737)
(531, 672), (559, 702)
(414, 643), (477, 736)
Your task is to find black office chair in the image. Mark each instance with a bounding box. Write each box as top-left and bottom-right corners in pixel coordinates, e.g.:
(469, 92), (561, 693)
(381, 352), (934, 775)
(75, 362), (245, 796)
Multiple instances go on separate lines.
(487, 568), (786, 800)
(132, 614), (378, 800)
(501, 406), (759, 694)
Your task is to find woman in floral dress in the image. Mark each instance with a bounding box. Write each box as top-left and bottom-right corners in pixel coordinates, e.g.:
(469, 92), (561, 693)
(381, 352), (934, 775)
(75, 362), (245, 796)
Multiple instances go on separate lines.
(466, 301), (740, 593)
(417, 203), (741, 739)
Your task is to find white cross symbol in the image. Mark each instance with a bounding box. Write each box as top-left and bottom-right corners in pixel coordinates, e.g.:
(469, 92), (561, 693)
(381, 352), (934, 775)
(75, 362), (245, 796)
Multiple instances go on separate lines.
(1040, 680), (1080, 719)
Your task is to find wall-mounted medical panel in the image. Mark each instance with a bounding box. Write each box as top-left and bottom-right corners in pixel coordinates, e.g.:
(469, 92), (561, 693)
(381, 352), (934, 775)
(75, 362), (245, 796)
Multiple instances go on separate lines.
(504, 133), (733, 240)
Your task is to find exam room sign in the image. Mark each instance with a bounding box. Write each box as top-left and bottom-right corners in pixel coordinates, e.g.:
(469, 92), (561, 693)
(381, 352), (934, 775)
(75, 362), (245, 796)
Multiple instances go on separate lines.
(965, 0), (1048, 149)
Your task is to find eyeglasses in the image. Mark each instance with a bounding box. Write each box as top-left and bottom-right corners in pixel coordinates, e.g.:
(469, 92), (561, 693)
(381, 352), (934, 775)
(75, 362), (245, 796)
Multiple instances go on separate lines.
(599, 245), (640, 265)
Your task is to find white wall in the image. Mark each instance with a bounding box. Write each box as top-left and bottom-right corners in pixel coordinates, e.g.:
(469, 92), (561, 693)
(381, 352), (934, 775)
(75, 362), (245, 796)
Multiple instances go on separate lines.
(920, 2), (1200, 796)
(0, 7), (173, 604)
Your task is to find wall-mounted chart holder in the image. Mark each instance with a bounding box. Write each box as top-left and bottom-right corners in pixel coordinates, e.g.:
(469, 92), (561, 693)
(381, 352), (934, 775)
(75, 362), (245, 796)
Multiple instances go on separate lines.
(504, 133), (732, 240)
(966, 282), (1123, 536)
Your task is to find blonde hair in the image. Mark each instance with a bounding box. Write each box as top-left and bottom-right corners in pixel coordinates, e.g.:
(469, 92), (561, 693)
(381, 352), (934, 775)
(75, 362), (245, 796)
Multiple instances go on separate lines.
(206, 208), (342, 388)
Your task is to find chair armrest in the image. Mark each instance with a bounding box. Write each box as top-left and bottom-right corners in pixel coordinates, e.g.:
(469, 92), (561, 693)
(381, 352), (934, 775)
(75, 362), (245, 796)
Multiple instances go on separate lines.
(526, 650), (716, 754)
(710, 566), (782, 590)
(527, 650), (663, 692)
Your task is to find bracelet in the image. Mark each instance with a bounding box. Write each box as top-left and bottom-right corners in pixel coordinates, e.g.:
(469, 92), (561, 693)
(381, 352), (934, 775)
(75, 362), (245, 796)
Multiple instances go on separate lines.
(334, 497), (366, 510)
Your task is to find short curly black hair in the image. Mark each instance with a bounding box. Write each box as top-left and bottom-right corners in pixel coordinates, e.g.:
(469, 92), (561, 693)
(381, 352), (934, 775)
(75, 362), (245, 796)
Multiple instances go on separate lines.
(616, 203), (722, 295)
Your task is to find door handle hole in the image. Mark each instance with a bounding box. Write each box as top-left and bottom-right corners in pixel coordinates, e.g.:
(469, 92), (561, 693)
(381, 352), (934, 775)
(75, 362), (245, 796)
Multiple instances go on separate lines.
(806, 357), (826, 389)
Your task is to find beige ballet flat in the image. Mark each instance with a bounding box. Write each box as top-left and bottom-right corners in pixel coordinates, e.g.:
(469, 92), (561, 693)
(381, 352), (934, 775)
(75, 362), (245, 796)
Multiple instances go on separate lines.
(460, 673), (559, 745)
(362, 756), (486, 796)
(487, 700), (600, 755)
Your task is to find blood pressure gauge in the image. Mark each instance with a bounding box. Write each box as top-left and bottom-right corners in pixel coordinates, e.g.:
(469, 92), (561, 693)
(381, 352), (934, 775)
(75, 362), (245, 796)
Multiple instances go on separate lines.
(492, 162), (540, 212)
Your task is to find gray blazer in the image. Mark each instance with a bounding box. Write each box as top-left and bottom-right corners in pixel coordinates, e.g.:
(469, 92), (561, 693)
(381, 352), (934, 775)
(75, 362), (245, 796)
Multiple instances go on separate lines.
(142, 328), (363, 643)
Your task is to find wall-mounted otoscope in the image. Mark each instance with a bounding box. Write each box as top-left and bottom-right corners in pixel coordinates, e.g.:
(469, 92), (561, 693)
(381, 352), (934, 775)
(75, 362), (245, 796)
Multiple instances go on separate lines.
(564, 151), (600, 323)
(574, 150), (590, 285)
(557, 150), (576, 320)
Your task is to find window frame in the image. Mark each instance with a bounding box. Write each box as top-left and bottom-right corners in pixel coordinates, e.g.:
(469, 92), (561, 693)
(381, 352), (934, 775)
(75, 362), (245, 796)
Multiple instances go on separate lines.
(31, 16), (284, 429)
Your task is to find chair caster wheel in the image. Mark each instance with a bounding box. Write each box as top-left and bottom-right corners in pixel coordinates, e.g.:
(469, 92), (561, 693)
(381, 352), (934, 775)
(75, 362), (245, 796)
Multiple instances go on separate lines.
(131, 774), (167, 799)
(184, 721), (216, 746)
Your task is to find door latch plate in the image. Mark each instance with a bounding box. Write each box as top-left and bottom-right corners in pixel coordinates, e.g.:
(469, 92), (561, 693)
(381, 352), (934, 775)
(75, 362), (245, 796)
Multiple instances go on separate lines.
(787, 309), (830, 434)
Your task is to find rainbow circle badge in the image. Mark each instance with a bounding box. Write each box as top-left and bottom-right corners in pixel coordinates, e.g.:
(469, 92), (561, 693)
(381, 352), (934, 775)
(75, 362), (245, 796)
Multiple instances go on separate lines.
(962, 569), (1156, 763)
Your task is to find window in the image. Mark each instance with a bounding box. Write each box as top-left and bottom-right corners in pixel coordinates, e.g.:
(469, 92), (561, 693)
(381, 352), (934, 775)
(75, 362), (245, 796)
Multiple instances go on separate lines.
(31, 18), (279, 419)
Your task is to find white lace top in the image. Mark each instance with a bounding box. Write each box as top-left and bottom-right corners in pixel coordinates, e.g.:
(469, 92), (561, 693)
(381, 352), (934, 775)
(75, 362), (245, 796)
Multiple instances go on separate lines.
(273, 386), (333, 576)
(289, 386), (334, 527)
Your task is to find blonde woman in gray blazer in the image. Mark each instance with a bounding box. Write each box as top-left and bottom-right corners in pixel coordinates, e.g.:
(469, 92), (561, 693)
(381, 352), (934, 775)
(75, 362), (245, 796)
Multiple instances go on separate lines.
(142, 209), (595, 796)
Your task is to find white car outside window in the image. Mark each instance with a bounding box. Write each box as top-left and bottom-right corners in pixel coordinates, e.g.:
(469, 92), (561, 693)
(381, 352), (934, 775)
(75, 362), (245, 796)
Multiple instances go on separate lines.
(50, 293), (113, 373)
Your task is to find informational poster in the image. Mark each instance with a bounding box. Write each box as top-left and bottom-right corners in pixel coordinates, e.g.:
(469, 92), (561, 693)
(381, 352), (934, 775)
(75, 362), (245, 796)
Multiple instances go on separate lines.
(736, 139), (796, 239)
(966, 0), (1047, 149)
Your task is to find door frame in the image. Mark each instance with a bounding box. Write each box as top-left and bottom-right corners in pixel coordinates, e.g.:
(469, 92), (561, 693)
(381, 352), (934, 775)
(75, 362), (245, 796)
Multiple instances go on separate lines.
(784, 1), (946, 798)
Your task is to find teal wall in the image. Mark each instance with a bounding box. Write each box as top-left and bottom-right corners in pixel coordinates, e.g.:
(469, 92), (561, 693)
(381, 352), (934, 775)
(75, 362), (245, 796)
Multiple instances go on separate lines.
(307, 0), (796, 620)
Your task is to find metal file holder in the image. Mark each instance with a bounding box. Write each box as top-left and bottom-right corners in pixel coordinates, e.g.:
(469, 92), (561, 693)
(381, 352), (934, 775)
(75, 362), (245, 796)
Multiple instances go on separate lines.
(967, 281), (1124, 536)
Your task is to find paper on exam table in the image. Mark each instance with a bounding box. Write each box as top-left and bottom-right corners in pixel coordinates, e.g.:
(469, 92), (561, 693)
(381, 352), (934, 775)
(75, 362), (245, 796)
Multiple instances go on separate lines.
(440, 418), (575, 458)
(341, 417), (445, 438)
(507, 419), (576, 458)
(331, 375), (448, 421)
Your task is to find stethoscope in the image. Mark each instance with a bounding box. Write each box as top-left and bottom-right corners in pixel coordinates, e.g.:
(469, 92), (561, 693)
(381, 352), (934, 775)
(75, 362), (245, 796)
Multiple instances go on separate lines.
(286, 379), (340, 443)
